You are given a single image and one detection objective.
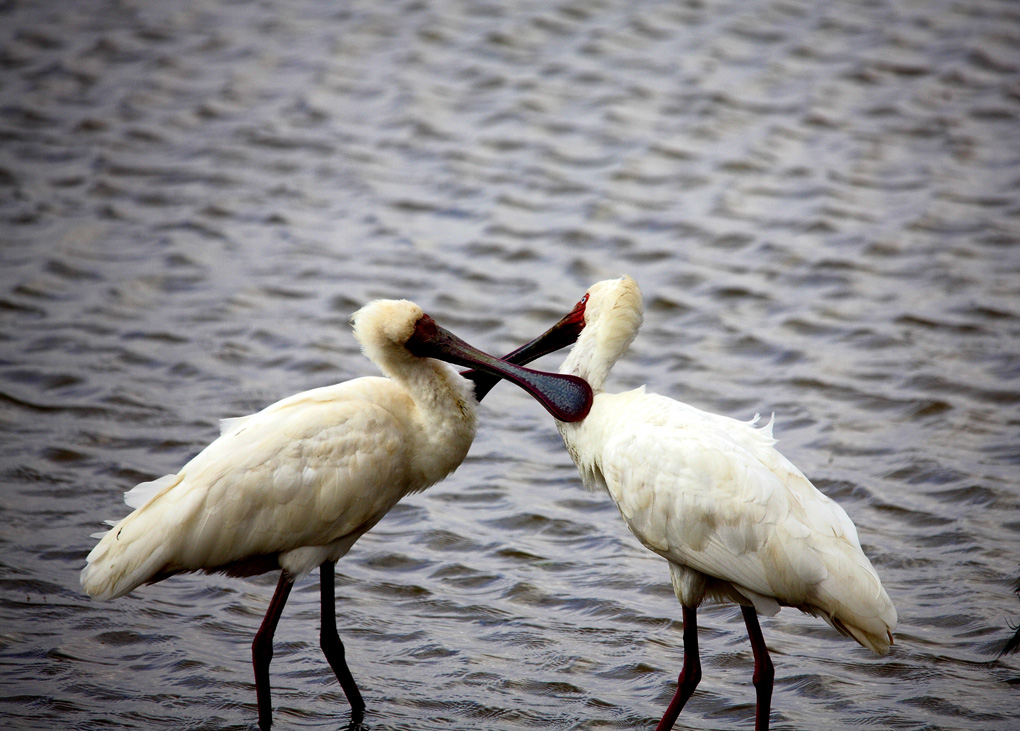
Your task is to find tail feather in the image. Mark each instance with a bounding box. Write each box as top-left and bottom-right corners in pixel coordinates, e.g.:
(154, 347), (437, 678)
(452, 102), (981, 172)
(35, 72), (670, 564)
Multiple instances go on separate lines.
(81, 513), (174, 601)
(806, 582), (896, 655)
(827, 613), (895, 655)
(81, 476), (184, 601)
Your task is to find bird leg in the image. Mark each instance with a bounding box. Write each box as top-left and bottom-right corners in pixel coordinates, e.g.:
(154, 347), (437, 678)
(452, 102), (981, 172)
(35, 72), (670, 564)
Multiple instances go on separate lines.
(655, 604), (702, 731)
(253, 570), (295, 730)
(741, 605), (774, 731)
(319, 560), (365, 721)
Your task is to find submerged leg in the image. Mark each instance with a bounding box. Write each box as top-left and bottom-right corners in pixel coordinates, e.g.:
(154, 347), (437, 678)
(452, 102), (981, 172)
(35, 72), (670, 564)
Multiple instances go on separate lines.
(320, 560), (365, 721)
(655, 604), (702, 731)
(253, 570), (294, 730)
(741, 605), (774, 731)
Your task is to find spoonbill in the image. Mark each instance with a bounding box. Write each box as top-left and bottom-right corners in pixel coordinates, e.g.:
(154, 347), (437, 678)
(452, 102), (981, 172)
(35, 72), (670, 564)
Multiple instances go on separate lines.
(81, 297), (592, 730)
(551, 276), (896, 730)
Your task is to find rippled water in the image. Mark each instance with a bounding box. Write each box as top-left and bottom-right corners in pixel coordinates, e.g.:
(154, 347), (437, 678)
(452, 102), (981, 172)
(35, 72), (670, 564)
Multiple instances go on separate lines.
(2, 0), (1019, 729)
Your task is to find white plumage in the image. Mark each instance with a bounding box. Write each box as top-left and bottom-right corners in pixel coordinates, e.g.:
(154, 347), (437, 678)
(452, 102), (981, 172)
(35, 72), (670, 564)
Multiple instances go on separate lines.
(554, 276), (896, 730)
(82, 301), (474, 600)
(81, 297), (591, 730)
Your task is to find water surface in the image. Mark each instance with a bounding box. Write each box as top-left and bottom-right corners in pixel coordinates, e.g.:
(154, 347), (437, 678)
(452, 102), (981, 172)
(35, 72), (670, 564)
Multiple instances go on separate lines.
(2, 0), (1019, 729)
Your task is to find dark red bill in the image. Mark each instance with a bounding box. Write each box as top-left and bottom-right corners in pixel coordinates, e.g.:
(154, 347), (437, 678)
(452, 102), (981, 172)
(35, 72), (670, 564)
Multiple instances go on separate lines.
(460, 293), (588, 401)
(406, 313), (591, 422)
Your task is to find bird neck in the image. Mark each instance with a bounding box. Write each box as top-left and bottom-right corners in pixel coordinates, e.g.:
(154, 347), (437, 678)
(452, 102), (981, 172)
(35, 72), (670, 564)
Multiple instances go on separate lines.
(560, 338), (611, 392)
(398, 359), (478, 487)
(381, 350), (475, 419)
(559, 326), (636, 393)
(413, 359), (477, 420)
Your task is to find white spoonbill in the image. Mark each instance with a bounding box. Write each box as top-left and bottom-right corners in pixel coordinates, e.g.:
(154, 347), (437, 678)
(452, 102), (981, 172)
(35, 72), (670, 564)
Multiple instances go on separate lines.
(552, 276), (896, 731)
(81, 297), (592, 730)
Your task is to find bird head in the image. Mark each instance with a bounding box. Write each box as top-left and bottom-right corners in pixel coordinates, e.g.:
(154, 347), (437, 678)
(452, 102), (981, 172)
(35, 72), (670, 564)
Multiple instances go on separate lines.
(352, 299), (592, 422)
(559, 275), (644, 392)
(351, 299), (424, 351)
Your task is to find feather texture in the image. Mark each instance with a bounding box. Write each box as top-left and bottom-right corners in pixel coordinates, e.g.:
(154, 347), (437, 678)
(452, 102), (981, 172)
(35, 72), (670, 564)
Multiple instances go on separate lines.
(81, 300), (478, 602)
(556, 276), (896, 655)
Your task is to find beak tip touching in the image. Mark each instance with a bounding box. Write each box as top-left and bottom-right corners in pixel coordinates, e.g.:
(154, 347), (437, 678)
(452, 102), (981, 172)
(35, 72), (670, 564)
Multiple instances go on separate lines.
(559, 376), (594, 422)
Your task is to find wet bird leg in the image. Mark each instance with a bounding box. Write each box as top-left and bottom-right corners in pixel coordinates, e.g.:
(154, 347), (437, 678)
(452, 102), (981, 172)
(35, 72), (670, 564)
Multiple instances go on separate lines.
(319, 560), (365, 722)
(741, 605), (774, 731)
(655, 604), (702, 731)
(253, 571), (294, 730)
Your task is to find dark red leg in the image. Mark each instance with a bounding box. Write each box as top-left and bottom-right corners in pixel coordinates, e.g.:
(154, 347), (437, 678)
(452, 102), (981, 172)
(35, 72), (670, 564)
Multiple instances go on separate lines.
(741, 605), (774, 731)
(319, 560), (365, 721)
(655, 604), (702, 731)
(253, 571), (294, 730)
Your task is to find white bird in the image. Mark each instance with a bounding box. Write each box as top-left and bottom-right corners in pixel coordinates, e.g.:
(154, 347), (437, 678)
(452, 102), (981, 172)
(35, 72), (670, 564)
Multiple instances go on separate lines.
(552, 276), (896, 731)
(81, 298), (591, 730)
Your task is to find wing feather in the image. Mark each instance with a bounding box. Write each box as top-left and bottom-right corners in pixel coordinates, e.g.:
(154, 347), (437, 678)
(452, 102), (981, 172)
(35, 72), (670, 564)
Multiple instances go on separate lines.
(82, 379), (415, 599)
(590, 392), (894, 649)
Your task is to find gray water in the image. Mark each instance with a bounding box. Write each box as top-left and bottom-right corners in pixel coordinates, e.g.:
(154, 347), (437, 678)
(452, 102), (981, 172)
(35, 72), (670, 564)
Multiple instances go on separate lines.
(2, 0), (1019, 729)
